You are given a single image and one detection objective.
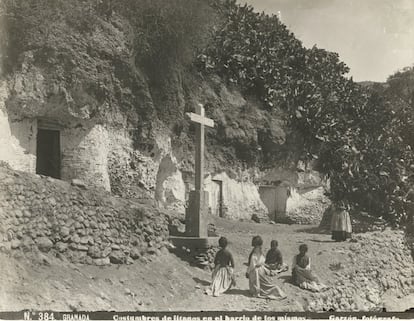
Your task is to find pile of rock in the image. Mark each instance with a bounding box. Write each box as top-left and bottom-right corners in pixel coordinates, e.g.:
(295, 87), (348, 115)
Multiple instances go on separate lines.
(282, 208), (323, 225)
(308, 229), (413, 312)
(173, 244), (219, 270)
(193, 247), (220, 270)
(0, 165), (170, 265)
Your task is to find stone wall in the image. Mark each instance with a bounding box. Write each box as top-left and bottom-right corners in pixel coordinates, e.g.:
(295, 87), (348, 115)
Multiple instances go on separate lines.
(0, 164), (170, 265)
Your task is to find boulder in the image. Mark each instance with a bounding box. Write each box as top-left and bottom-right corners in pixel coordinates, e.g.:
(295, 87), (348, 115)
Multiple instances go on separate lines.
(56, 242), (68, 252)
(71, 179), (86, 189)
(251, 213), (261, 223)
(11, 239), (21, 249)
(94, 257), (110, 266)
(88, 245), (102, 259)
(60, 226), (70, 237)
(130, 248), (141, 260)
(109, 251), (124, 264)
(36, 237), (53, 252)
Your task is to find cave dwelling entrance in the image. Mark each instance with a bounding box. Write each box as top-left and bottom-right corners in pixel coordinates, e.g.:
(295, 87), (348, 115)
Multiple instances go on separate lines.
(36, 120), (61, 179)
(259, 185), (289, 221)
(211, 179), (224, 217)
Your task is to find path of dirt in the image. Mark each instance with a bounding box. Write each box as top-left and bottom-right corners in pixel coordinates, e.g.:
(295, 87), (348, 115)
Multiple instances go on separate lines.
(1, 217), (412, 312)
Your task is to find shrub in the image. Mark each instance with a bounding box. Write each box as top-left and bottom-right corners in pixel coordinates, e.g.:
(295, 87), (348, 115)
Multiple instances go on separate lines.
(111, 0), (214, 72)
(197, 0), (414, 225)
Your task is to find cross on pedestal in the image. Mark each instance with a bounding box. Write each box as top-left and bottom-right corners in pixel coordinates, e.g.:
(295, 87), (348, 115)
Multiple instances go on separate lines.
(185, 103), (214, 237)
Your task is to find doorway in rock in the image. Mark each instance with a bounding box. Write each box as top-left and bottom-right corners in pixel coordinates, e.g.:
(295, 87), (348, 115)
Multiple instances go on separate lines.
(259, 185), (288, 221)
(36, 128), (61, 179)
(211, 179), (224, 217)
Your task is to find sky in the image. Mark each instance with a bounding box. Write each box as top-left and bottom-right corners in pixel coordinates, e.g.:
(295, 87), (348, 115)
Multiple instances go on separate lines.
(239, 0), (414, 82)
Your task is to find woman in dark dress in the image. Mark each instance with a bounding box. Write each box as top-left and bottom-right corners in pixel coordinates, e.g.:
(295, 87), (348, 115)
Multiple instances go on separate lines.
(331, 202), (352, 241)
(208, 237), (235, 297)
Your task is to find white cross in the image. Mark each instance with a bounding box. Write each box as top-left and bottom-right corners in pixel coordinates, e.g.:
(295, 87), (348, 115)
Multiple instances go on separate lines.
(186, 103), (214, 191)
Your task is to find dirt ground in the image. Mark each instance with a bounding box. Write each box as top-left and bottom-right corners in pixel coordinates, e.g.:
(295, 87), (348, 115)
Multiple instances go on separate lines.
(0, 217), (413, 312)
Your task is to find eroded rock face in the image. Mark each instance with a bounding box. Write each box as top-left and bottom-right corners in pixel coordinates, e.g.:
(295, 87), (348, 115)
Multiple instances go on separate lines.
(285, 187), (331, 225)
(0, 99), (37, 173)
(0, 9), (327, 225)
(204, 172), (268, 221)
(108, 124), (184, 203)
(155, 155), (186, 212)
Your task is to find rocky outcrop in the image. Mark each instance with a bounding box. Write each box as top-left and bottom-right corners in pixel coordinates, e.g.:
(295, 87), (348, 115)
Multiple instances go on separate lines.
(285, 187), (330, 225)
(205, 172), (268, 221)
(0, 164), (170, 265)
(308, 230), (413, 312)
(155, 155), (186, 212)
(0, 2), (328, 225)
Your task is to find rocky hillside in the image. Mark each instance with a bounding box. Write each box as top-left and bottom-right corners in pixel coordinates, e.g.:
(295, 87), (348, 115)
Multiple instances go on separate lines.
(1, 0), (412, 229)
(0, 0), (332, 226)
(1, 0), (305, 181)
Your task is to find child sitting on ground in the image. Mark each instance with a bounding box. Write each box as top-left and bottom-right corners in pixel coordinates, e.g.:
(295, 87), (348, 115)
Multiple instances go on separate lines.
(265, 240), (288, 273)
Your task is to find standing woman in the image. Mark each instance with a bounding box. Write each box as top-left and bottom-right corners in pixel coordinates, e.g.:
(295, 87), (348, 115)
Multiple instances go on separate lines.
(331, 202), (352, 242)
(246, 236), (286, 299)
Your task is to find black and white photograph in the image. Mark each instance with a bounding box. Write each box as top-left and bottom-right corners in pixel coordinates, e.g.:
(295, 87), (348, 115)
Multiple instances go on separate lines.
(0, 0), (413, 317)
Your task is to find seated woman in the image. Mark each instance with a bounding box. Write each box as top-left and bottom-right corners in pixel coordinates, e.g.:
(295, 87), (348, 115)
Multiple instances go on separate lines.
(208, 237), (235, 297)
(246, 236), (286, 299)
(265, 240), (288, 273)
(291, 244), (327, 292)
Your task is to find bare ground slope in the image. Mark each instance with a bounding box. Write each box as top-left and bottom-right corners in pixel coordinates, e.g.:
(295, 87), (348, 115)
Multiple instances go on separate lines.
(1, 218), (413, 312)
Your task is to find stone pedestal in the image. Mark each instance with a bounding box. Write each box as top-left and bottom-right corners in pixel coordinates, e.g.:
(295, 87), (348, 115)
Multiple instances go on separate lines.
(185, 190), (209, 237)
(169, 236), (219, 250)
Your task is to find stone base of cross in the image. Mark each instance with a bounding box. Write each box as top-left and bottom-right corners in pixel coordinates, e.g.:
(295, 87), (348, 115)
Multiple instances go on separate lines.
(185, 190), (209, 237)
(184, 104), (214, 238)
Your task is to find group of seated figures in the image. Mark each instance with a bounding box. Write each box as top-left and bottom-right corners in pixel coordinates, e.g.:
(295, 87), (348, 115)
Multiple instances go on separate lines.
(206, 202), (352, 298)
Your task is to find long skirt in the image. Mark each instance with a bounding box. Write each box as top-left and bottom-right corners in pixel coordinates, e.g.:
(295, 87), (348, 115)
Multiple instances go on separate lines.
(249, 266), (286, 299)
(292, 267), (327, 292)
(209, 266), (234, 297)
(331, 211), (352, 241)
(331, 231), (352, 241)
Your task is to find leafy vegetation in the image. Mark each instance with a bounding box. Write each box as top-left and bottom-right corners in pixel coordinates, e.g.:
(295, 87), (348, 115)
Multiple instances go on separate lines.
(3, 0), (211, 70)
(198, 0), (414, 225)
(120, 0), (213, 70)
